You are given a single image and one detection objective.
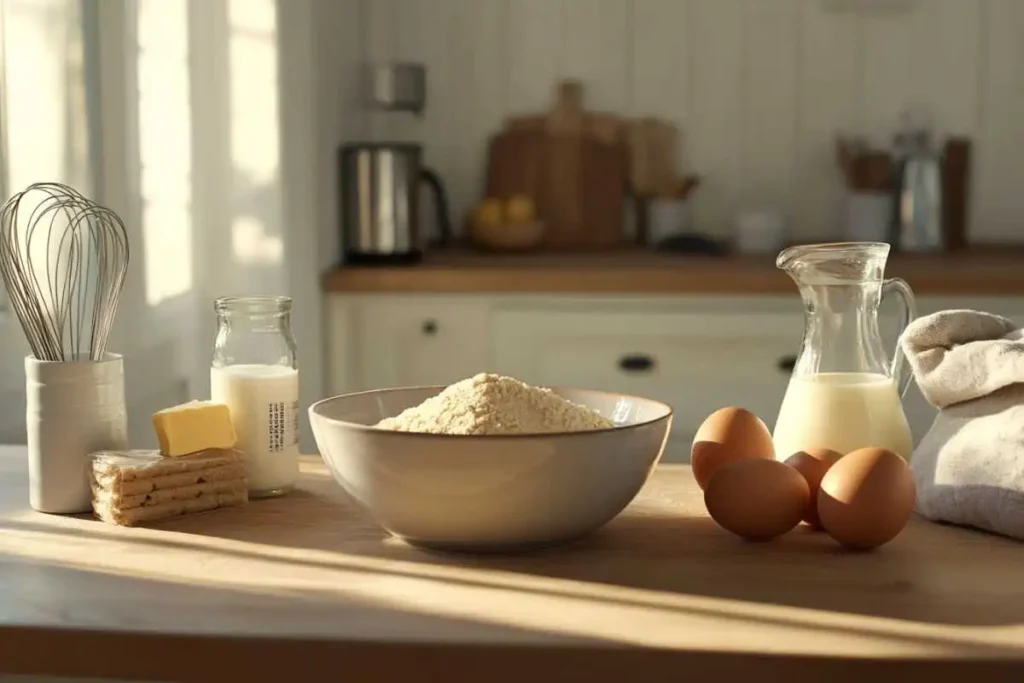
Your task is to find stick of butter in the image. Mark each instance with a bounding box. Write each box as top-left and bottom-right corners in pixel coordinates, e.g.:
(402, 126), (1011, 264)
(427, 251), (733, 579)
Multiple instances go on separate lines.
(152, 400), (237, 457)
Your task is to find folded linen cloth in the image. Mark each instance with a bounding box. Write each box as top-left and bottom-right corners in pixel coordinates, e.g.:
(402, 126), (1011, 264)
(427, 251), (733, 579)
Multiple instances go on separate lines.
(900, 309), (1024, 540)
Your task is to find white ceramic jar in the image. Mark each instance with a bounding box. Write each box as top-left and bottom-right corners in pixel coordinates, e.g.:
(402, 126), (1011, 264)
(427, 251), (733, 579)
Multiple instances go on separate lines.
(734, 208), (786, 253)
(26, 354), (129, 513)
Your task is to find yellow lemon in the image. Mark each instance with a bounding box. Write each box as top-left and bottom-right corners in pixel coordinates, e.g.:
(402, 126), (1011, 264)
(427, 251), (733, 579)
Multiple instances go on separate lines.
(473, 198), (504, 230)
(505, 194), (535, 224)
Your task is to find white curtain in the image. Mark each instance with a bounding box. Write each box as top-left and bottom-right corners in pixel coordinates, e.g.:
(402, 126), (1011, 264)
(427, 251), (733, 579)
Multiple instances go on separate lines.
(0, 0), (292, 447)
(0, 0), (94, 438)
(1, 0), (92, 198)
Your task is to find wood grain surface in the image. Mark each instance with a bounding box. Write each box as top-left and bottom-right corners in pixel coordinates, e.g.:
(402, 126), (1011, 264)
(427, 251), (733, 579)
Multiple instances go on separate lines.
(322, 249), (1024, 295)
(0, 446), (1022, 682)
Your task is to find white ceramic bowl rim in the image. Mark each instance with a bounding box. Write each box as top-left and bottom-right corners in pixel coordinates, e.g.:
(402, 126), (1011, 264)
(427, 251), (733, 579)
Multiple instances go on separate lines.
(309, 384), (674, 440)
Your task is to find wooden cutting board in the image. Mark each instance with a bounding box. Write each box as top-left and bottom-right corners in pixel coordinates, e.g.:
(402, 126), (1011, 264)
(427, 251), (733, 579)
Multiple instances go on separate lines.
(579, 134), (627, 248)
(627, 117), (679, 197)
(485, 128), (548, 205)
(543, 133), (583, 249)
(533, 126), (626, 250)
(485, 82), (627, 250)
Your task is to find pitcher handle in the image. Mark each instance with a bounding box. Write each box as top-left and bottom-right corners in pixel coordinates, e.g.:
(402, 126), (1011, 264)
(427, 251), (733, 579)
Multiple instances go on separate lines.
(882, 277), (917, 397)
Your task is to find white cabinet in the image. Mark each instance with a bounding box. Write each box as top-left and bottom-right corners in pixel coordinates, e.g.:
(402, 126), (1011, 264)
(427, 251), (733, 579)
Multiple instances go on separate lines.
(324, 292), (1024, 464)
(492, 304), (802, 451)
(326, 296), (491, 393)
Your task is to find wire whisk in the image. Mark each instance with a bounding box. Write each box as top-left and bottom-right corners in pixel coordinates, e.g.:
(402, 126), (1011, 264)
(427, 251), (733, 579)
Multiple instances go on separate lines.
(0, 182), (130, 362)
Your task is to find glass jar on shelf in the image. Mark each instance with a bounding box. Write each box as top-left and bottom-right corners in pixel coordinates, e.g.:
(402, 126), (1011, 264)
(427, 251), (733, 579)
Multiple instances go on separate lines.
(211, 296), (299, 498)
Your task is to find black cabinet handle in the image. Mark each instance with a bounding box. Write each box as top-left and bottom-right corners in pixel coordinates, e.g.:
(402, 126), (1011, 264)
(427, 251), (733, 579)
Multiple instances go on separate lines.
(422, 319), (438, 335)
(619, 354), (655, 373)
(777, 355), (797, 373)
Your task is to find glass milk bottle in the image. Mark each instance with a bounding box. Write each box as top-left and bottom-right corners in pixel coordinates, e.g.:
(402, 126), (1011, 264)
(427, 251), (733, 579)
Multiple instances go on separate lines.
(772, 242), (916, 461)
(211, 296), (299, 498)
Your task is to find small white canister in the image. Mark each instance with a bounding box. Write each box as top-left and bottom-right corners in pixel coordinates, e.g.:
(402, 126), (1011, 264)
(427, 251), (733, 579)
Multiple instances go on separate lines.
(647, 197), (690, 244)
(734, 207), (786, 253)
(25, 354), (129, 514)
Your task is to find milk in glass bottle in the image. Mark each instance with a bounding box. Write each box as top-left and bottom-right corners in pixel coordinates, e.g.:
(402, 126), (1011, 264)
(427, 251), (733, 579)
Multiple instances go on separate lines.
(211, 296), (299, 497)
(772, 242), (916, 461)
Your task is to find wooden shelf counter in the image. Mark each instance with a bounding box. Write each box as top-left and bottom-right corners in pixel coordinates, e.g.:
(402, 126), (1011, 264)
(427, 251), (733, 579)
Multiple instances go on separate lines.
(322, 249), (1024, 296)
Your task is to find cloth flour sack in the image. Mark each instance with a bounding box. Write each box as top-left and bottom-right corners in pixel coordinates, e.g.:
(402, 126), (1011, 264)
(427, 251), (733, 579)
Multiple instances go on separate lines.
(899, 309), (1024, 540)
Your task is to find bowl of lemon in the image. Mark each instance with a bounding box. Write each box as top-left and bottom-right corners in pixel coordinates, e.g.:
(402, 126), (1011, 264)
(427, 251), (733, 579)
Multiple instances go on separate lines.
(468, 194), (546, 252)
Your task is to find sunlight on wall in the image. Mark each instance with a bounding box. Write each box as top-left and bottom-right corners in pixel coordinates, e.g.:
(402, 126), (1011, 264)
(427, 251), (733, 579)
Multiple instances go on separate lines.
(137, 0), (193, 306)
(1, 0), (90, 317)
(2, 0), (88, 194)
(228, 0), (283, 268)
(231, 215), (284, 263)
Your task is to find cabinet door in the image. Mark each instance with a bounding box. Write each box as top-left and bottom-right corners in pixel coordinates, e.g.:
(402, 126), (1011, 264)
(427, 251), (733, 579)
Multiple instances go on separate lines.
(354, 297), (491, 390)
(493, 307), (803, 459)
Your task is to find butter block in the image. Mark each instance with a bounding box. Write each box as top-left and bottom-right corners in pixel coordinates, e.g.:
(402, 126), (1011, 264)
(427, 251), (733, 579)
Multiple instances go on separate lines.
(152, 400), (237, 456)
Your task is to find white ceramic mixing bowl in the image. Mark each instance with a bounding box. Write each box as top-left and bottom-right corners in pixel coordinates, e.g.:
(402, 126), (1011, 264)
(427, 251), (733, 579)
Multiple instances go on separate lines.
(309, 386), (673, 552)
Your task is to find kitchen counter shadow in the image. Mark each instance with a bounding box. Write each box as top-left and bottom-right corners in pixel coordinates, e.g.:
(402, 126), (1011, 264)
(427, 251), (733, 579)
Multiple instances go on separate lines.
(3, 449), (1023, 681)
(68, 455), (1024, 629)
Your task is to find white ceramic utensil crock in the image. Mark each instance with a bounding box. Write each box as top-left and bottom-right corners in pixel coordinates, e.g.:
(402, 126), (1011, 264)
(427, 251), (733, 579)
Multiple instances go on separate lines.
(26, 353), (129, 514)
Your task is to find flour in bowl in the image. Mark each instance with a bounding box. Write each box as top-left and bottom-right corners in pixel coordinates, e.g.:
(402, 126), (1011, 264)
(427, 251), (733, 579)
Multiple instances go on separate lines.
(375, 373), (614, 435)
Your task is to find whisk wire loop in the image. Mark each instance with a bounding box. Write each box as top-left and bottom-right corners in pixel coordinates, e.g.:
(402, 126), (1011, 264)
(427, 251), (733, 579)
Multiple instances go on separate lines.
(0, 182), (130, 362)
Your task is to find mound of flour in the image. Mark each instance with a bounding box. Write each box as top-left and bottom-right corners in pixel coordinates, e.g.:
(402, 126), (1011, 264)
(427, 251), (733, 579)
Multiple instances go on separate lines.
(375, 373), (614, 435)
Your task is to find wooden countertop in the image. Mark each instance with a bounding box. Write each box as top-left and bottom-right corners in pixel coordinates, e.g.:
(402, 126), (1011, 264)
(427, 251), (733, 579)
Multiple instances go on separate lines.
(322, 249), (1024, 295)
(1, 446), (1022, 682)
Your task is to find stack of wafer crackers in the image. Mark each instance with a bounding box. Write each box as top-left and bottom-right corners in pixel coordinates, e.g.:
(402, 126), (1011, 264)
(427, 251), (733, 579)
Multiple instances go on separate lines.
(89, 400), (248, 526)
(90, 449), (247, 526)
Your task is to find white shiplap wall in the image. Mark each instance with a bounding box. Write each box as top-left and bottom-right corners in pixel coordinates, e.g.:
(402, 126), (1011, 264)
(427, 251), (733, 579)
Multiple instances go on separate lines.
(320, 0), (1024, 244)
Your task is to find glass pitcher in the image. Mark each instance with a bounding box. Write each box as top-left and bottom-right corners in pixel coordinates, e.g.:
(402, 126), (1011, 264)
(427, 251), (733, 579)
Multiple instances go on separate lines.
(772, 242), (916, 461)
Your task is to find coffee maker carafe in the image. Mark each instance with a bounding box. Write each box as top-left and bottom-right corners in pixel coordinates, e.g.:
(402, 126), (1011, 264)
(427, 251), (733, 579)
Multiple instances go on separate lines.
(338, 143), (451, 264)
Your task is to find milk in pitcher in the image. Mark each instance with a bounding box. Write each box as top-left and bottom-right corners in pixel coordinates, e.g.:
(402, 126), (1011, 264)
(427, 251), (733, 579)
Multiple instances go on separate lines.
(772, 372), (913, 461)
(211, 364), (300, 496)
(773, 242), (918, 462)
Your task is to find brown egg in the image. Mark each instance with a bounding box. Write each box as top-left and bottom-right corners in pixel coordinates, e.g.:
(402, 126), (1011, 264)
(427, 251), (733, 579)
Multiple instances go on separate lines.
(704, 458), (810, 542)
(784, 447), (844, 529)
(818, 447), (916, 551)
(691, 407), (774, 490)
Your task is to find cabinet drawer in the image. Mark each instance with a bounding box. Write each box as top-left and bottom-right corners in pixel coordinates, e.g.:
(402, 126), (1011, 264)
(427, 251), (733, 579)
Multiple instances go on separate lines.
(353, 298), (491, 390)
(493, 308), (803, 444)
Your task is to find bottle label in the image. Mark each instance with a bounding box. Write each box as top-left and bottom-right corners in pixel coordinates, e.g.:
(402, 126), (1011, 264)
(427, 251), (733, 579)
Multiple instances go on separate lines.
(267, 400), (300, 452)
